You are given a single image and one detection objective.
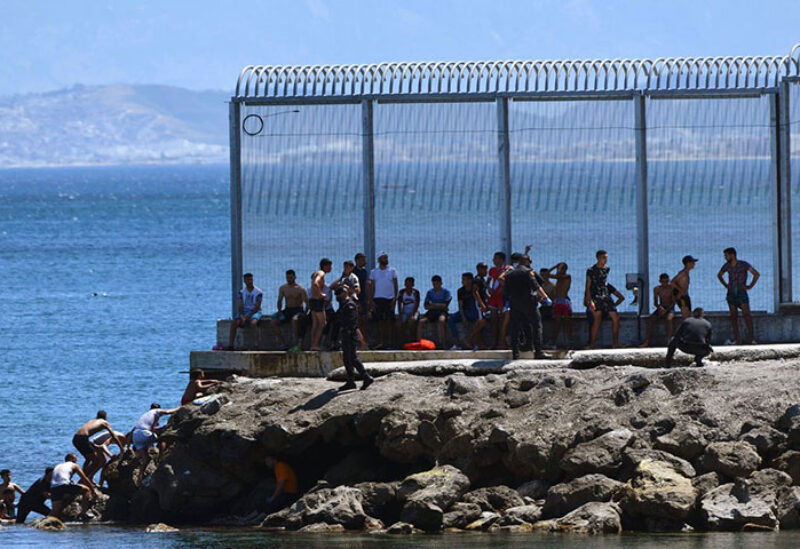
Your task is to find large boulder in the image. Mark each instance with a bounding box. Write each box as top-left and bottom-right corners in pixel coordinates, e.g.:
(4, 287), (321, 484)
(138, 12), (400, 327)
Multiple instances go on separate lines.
(654, 423), (707, 460)
(499, 504), (543, 526)
(397, 465), (470, 531)
(442, 502), (483, 529)
(516, 479), (548, 500)
(621, 459), (697, 524)
(701, 442), (761, 479)
(773, 450), (800, 485)
(31, 516), (66, 531)
(620, 448), (696, 479)
(700, 469), (792, 531)
(534, 502), (622, 534)
(542, 474), (625, 518)
(777, 486), (800, 530)
(461, 486), (525, 513)
(354, 482), (399, 523)
(561, 429), (634, 476)
(265, 485), (368, 530)
(739, 425), (787, 460)
(399, 499), (443, 532)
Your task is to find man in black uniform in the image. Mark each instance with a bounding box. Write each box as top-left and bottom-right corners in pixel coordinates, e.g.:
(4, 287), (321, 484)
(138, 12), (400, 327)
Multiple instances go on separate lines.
(15, 467), (53, 523)
(665, 307), (713, 368)
(335, 287), (374, 391)
(504, 255), (549, 360)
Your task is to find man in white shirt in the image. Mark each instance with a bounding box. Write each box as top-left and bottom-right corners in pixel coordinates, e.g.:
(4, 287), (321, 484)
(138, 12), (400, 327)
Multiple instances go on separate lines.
(49, 453), (97, 519)
(368, 252), (398, 349)
(131, 403), (180, 468)
(227, 273), (263, 350)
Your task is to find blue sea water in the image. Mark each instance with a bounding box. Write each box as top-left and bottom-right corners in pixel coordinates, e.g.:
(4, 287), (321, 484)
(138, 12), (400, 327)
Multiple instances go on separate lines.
(0, 164), (794, 547)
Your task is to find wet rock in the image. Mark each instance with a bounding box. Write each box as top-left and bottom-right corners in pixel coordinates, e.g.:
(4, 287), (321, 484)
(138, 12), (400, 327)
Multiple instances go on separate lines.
(620, 448), (696, 479)
(385, 521), (420, 534)
(516, 479), (549, 500)
(654, 423), (707, 460)
(700, 469), (792, 531)
(621, 459), (697, 523)
(272, 485), (368, 530)
(773, 450), (800, 485)
(461, 486), (525, 512)
(701, 441), (761, 478)
(298, 522), (346, 533)
(31, 516), (66, 531)
(561, 429), (634, 476)
(354, 482), (399, 523)
(145, 523), (179, 532)
(442, 502), (483, 529)
(542, 474), (625, 518)
(464, 511), (501, 531)
(499, 504), (542, 526)
(777, 486), (800, 530)
(397, 465), (470, 511)
(363, 516), (385, 532)
(534, 502), (622, 534)
(399, 499), (443, 532)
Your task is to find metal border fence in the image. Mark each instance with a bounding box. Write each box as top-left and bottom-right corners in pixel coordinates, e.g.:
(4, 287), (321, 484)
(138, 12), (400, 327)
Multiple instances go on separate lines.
(228, 45), (800, 316)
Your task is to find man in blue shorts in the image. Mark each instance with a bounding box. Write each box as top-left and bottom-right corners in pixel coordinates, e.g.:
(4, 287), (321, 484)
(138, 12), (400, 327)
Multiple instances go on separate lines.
(227, 272), (263, 350)
(717, 247), (759, 344)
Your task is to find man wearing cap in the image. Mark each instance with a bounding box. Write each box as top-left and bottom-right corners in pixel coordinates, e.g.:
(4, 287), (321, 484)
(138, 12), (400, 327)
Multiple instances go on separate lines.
(671, 255), (697, 320)
(717, 247), (759, 344)
(368, 252), (398, 349)
(666, 308), (713, 367)
(335, 286), (374, 390)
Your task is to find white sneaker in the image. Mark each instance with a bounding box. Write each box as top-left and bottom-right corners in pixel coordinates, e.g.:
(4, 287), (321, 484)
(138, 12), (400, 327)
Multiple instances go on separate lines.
(450, 344), (462, 351)
(723, 339), (735, 345)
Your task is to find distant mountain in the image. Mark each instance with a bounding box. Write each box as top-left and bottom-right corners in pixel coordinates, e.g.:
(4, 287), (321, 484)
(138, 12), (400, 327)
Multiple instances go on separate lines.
(0, 84), (230, 168)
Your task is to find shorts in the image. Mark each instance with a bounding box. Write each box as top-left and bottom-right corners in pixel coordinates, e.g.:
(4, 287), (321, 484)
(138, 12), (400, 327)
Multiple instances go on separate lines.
(132, 429), (157, 451)
(373, 298), (395, 321)
(592, 296), (617, 314)
(553, 298), (572, 317)
(423, 310), (448, 322)
(652, 306), (675, 316)
(239, 310), (262, 322)
(309, 298), (325, 313)
(400, 311), (418, 323)
(274, 307), (303, 324)
(677, 294), (692, 311)
(727, 287), (749, 309)
(51, 484), (84, 502)
(72, 434), (95, 459)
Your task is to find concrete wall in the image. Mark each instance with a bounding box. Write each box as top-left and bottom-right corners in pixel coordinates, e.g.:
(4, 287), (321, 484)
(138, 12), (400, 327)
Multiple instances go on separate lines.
(214, 311), (800, 351)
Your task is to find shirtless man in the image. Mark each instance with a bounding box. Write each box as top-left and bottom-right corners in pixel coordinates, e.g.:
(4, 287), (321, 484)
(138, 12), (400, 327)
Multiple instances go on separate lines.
(269, 269), (308, 351)
(641, 273), (677, 347)
(0, 469), (24, 519)
(73, 411), (126, 480)
(671, 255), (697, 319)
(310, 258), (333, 351)
(181, 369), (221, 406)
(546, 262), (573, 347)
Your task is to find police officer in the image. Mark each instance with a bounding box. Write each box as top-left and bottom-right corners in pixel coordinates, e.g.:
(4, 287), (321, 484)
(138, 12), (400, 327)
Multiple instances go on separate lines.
(504, 254), (549, 360)
(665, 307), (713, 367)
(335, 286), (374, 390)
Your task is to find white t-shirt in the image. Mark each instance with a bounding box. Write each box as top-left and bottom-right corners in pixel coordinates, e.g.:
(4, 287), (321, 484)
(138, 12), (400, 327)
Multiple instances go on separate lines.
(51, 462), (75, 488)
(134, 409), (162, 432)
(369, 267), (398, 300)
(240, 286), (263, 315)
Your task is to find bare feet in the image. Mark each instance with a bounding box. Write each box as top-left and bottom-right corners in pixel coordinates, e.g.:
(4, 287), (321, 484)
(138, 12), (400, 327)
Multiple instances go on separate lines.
(639, 341), (650, 348)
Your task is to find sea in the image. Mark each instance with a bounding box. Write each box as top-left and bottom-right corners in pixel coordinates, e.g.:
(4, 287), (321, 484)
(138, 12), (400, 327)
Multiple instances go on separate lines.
(0, 164), (793, 547)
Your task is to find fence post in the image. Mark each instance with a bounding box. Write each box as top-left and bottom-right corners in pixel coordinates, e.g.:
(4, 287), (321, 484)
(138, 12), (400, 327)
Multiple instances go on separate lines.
(229, 100), (243, 318)
(634, 92), (650, 313)
(362, 99), (377, 268)
(497, 97), (513, 258)
(775, 83), (792, 306)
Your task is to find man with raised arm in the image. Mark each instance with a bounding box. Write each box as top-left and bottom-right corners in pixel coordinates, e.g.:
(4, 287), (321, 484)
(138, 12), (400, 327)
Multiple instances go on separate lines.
(131, 403), (180, 468)
(49, 453), (97, 519)
(73, 411), (126, 481)
(717, 247), (759, 344)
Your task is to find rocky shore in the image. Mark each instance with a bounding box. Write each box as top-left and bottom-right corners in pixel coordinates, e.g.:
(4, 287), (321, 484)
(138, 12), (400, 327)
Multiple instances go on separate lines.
(98, 358), (800, 534)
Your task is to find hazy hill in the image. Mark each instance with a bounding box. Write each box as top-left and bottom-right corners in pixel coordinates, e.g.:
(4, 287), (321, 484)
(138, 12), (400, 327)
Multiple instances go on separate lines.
(0, 84), (230, 168)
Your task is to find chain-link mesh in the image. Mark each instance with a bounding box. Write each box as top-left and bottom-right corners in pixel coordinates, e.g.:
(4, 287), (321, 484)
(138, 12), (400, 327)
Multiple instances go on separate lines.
(647, 96), (774, 312)
(791, 83), (800, 303)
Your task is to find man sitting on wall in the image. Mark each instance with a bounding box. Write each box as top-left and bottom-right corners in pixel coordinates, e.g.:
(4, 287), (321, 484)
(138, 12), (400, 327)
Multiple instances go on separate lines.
(227, 272), (263, 350)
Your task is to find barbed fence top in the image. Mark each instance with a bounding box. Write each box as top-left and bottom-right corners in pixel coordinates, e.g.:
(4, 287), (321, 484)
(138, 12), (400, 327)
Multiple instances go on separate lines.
(235, 44), (800, 99)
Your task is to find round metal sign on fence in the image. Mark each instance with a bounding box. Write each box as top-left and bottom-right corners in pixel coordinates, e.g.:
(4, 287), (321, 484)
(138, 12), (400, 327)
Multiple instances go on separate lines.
(242, 114), (264, 136)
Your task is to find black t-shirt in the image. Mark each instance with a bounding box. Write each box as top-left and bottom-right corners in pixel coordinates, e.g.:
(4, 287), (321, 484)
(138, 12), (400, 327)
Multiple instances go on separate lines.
(473, 276), (488, 306)
(504, 266), (540, 303)
(338, 298), (359, 332)
(20, 477), (49, 504)
(675, 317), (712, 345)
(587, 264), (611, 299)
(457, 286), (477, 311)
(354, 267), (368, 292)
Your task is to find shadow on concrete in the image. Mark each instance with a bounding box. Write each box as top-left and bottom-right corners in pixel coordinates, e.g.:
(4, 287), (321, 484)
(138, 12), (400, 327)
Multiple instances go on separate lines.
(289, 388), (339, 413)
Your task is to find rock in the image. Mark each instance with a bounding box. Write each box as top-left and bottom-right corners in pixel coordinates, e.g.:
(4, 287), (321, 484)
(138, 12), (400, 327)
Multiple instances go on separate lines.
(517, 479), (549, 500)
(654, 423), (707, 460)
(464, 511), (501, 531)
(446, 375), (483, 396)
(700, 469), (792, 531)
(298, 522), (346, 533)
(279, 485), (368, 530)
(621, 459), (697, 523)
(324, 450), (387, 486)
(542, 474), (625, 518)
(499, 504), (542, 526)
(534, 502), (622, 534)
(31, 516), (66, 531)
(740, 426), (787, 459)
(200, 394), (230, 415)
(701, 442), (761, 478)
(773, 450), (800, 485)
(399, 499), (443, 532)
(620, 448), (696, 479)
(363, 516), (385, 532)
(692, 472), (723, 498)
(385, 521), (419, 534)
(442, 502), (483, 529)
(777, 486), (800, 530)
(397, 465), (470, 512)
(145, 523), (179, 532)
(561, 429), (634, 476)
(354, 482), (399, 523)
(461, 486), (525, 512)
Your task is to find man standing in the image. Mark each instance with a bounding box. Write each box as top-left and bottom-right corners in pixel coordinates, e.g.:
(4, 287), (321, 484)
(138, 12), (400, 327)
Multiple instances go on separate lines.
(269, 269), (307, 351)
(585, 250), (626, 349)
(504, 255), (548, 360)
(547, 262), (573, 347)
(487, 251), (512, 349)
(309, 258), (333, 351)
(717, 247), (759, 344)
(666, 308), (713, 367)
(15, 467), (53, 524)
(73, 411), (126, 481)
(671, 255), (697, 319)
(227, 272), (263, 350)
(335, 287), (374, 391)
(368, 252), (398, 349)
(354, 253), (370, 348)
(49, 454), (97, 519)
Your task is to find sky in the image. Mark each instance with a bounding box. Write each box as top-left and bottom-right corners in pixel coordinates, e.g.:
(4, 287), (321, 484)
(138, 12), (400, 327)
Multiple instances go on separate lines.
(2, 0), (800, 96)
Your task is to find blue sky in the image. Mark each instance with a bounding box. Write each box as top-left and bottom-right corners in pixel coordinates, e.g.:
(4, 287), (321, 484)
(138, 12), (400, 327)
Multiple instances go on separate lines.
(2, 0), (799, 96)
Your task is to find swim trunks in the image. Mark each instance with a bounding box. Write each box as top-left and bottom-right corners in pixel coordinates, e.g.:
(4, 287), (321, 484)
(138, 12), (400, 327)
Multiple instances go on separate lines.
(372, 298), (395, 321)
(308, 298), (325, 313)
(553, 297), (572, 316)
(423, 309), (448, 322)
(676, 294), (692, 311)
(726, 287), (749, 308)
(593, 297), (617, 314)
(50, 484), (83, 503)
(275, 307), (303, 324)
(132, 429), (157, 451)
(72, 434), (94, 459)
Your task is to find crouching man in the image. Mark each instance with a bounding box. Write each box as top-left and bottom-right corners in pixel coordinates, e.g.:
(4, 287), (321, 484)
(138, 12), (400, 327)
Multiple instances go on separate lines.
(665, 308), (713, 368)
(50, 454), (97, 519)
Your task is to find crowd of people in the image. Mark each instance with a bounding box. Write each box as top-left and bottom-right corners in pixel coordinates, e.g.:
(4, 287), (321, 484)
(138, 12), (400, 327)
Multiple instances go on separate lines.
(0, 373), (221, 524)
(226, 246), (760, 355)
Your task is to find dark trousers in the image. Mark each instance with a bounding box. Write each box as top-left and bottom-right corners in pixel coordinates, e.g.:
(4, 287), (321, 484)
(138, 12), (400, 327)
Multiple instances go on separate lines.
(342, 331), (367, 382)
(666, 338), (712, 366)
(15, 498), (50, 523)
(510, 300), (543, 354)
